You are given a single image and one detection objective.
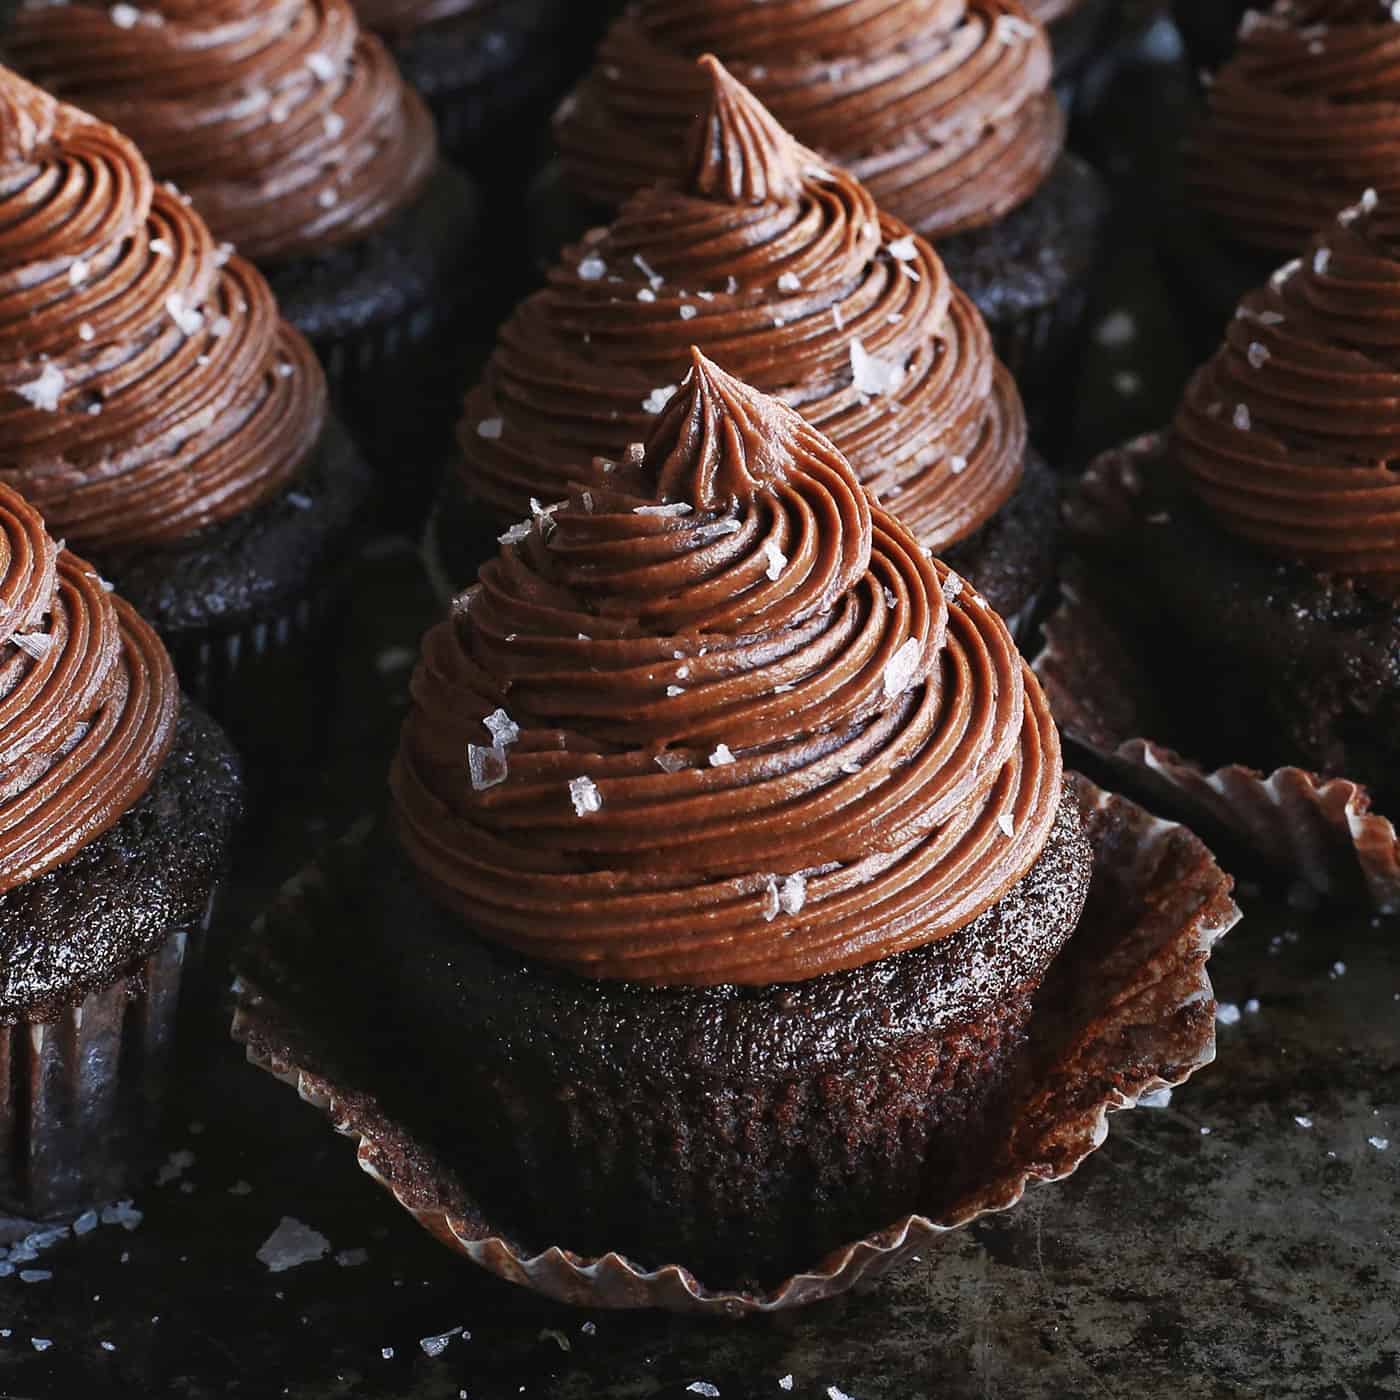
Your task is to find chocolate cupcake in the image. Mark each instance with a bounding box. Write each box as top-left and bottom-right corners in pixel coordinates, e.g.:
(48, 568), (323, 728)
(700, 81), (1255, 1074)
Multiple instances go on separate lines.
(1166, 1), (1400, 353)
(444, 62), (1057, 629)
(6, 0), (484, 514)
(0, 479), (241, 1220)
(351, 0), (592, 174)
(0, 69), (370, 769)
(1058, 200), (1400, 901)
(240, 350), (1100, 1291)
(542, 0), (1110, 409)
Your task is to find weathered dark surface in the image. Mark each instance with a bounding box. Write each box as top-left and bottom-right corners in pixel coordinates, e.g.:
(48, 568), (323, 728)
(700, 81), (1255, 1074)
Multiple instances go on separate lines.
(2, 13), (1398, 1399)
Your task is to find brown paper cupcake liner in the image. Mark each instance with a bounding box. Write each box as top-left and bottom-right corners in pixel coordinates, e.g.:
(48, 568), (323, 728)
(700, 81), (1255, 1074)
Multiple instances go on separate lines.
(1046, 432), (1400, 910)
(1, 901), (215, 1223)
(229, 776), (1234, 1315)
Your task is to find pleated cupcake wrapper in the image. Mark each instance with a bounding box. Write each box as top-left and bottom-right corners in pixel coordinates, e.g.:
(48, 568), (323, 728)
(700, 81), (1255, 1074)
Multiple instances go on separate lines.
(1, 899), (215, 1223)
(229, 776), (1234, 1315)
(1045, 431), (1400, 910)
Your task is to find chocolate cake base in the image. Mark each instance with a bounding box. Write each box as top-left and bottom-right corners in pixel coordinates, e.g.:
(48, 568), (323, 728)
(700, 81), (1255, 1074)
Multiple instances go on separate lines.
(264, 164), (487, 526)
(1, 703), (242, 1219)
(1072, 434), (1400, 815)
(236, 784), (1092, 1288)
(99, 419), (371, 777)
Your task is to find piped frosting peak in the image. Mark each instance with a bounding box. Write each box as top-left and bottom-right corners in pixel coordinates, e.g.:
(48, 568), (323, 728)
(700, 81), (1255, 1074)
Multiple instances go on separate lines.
(401, 354), (1060, 986)
(687, 55), (806, 205)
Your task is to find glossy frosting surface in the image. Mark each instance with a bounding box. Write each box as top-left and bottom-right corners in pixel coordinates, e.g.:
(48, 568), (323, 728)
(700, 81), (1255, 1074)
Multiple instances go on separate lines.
(461, 60), (1025, 556)
(554, 0), (1062, 238)
(7, 0), (436, 263)
(0, 479), (177, 894)
(401, 351), (1060, 987)
(1187, 1), (1400, 254)
(1176, 199), (1400, 584)
(0, 68), (325, 552)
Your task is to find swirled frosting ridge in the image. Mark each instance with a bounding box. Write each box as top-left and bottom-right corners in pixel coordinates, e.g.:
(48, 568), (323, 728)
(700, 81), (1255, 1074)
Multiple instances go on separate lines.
(0, 478), (178, 894)
(401, 349), (1061, 987)
(554, 0), (1062, 239)
(1176, 196), (1400, 584)
(6, 0), (436, 264)
(0, 67), (326, 553)
(460, 58), (1025, 558)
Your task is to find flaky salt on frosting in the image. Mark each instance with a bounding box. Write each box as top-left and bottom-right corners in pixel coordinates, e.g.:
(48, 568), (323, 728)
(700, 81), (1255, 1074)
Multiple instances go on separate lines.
(1176, 196), (1400, 584)
(1186, 1), (1400, 254)
(555, 0), (1062, 238)
(0, 67), (324, 553)
(400, 350), (1060, 987)
(6, 0), (435, 264)
(462, 59), (1025, 557)
(0, 479), (177, 894)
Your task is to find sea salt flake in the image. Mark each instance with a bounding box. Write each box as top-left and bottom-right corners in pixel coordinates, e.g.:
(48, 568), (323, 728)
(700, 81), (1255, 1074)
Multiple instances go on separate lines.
(1095, 309), (1136, 347)
(15, 362), (65, 412)
(688, 1386), (721, 1399)
(949, 454), (968, 474)
(100, 1341), (116, 1352)
(12, 632), (52, 661)
(256, 1217), (330, 1273)
(468, 743), (508, 791)
(761, 878), (782, 922)
(680, 304), (698, 319)
(883, 637), (921, 698)
(636, 287), (656, 303)
(696, 518), (742, 543)
(210, 315), (232, 338)
(317, 187), (339, 209)
(101, 1200), (143, 1230)
(635, 501), (692, 516)
(1247, 341), (1270, 369)
(483, 708), (519, 747)
(577, 255), (606, 281)
(78, 322), (95, 342)
(1233, 403), (1251, 432)
(642, 384), (678, 414)
(1295, 1115), (1313, 1129)
(73, 1210), (99, 1236)
(654, 752), (689, 772)
(998, 813), (1015, 839)
(109, 4), (141, 27)
(778, 874), (806, 915)
(420, 1327), (463, 1358)
(306, 51), (336, 82)
(1215, 1002), (1241, 1026)
(709, 744), (735, 766)
(886, 235), (918, 261)
(476, 417), (503, 440)
(777, 271), (803, 291)
(569, 776), (603, 816)
(1244, 998), (1261, 1014)
(31, 1338), (52, 1352)
(632, 252), (663, 288)
(941, 572), (963, 602)
(165, 294), (204, 337)
(779, 1380), (794, 1393)
(995, 13), (1035, 41)
(840, 760), (862, 774)
(1331, 960), (1347, 978)
(498, 520), (531, 546)
(666, 684), (686, 697)
(1313, 247), (1331, 276)
(149, 237), (172, 256)
(1369, 1136), (1390, 1151)
(763, 539), (787, 581)
(849, 338), (904, 397)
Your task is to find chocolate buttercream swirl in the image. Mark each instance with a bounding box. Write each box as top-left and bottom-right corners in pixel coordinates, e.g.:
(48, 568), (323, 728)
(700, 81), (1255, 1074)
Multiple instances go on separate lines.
(0, 478), (177, 894)
(555, 0), (1061, 239)
(1186, 1), (1400, 255)
(461, 59), (1024, 557)
(1176, 201), (1400, 583)
(7, 0), (435, 264)
(403, 351), (1060, 987)
(0, 67), (325, 552)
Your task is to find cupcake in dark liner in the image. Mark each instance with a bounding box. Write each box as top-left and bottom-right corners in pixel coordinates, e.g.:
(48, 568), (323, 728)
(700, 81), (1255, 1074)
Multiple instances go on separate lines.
(6, 0), (486, 522)
(1162, 2), (1400, 358)
(1055, 205), (1400, 907)
(0, 481), (241, 1221)
(0, 70), (372, 776)
(351, 0), (597, 176)
(537, 0), (1111, 426)
(446, 61), (1060, 629)
(237, 351), (1232, 1300)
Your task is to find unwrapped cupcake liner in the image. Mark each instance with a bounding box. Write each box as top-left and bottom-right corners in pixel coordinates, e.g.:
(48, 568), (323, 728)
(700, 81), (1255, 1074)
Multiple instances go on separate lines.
(230, 776), (1234, 1315)
(1, 900), (214, 1223)
(1046, 432), (1400, 911)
